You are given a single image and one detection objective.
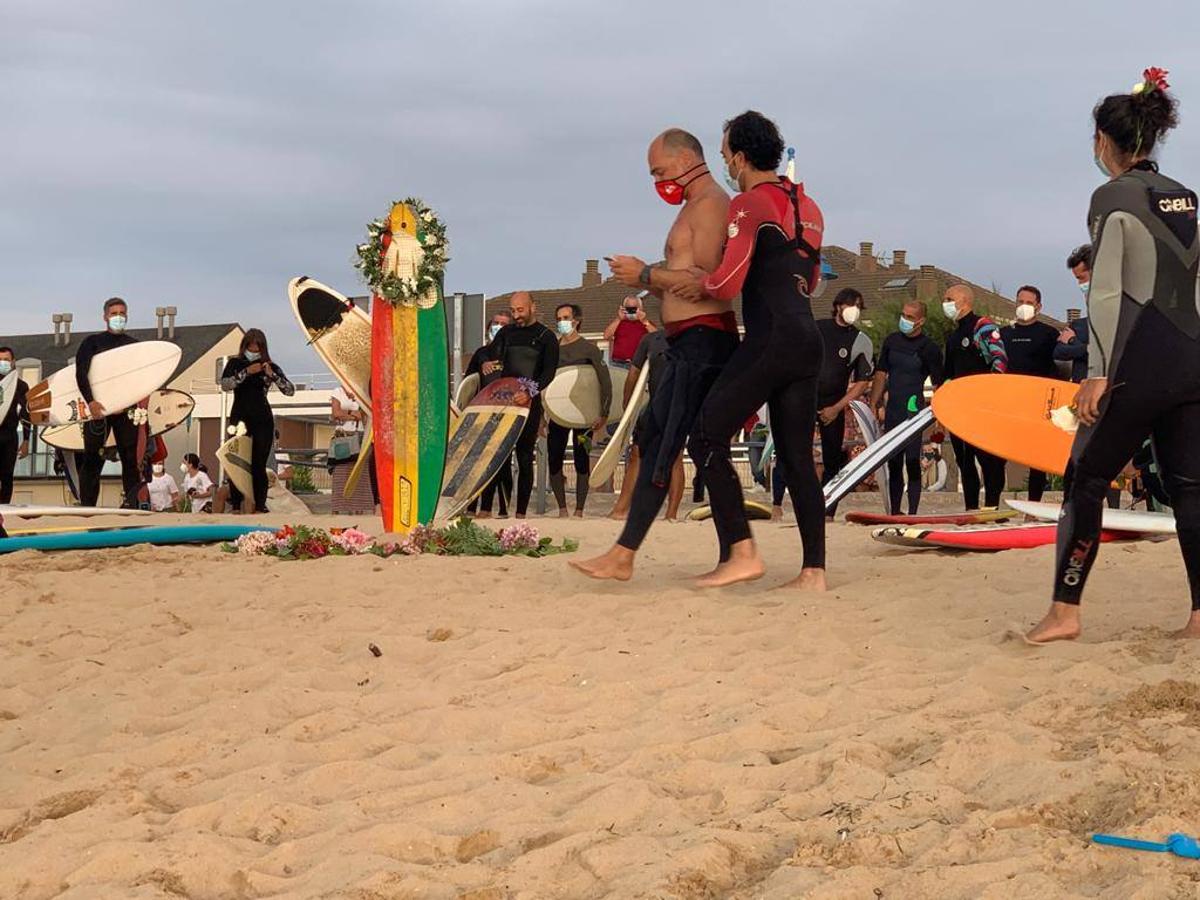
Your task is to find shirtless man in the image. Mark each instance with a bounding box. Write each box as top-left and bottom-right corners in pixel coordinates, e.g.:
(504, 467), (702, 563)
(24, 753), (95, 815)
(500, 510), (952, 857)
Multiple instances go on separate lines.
(572, 128), (733, 580)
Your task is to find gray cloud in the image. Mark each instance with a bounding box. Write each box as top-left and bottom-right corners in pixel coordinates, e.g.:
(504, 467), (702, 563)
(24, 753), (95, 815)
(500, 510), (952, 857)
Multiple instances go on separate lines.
(1, 0), (1197, 373)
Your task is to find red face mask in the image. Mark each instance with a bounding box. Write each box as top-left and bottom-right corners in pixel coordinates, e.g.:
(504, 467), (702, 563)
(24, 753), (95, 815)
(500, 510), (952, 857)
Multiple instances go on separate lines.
(654, 163), (706, 205)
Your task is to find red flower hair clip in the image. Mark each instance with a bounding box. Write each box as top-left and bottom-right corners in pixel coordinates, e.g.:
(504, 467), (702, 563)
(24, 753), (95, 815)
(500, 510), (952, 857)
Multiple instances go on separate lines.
(1133, 67), (1170, 95)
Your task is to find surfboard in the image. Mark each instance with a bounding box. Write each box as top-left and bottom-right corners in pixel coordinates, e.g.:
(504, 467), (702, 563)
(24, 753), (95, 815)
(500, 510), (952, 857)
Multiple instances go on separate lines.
(0, 369), (19, 423)
(26, 341), (182, 426)
(0, 504), (152, 518)
(591, 359), (651, 486)
(686, 499), (774, 522)
(216, 433), (254, 500)
(846, 509), (1012, 527)
(931, 374), (1078, 475)
(455, 372), (481, 410)
(872, 521), (1137, 551)
(40, 389), (195, 451)
(370, 201), (450, 534)
(1006, 499), (1177, 534)
(543, 364), (605, 429)
(437, 377), (533, 521)
(289, 276), (373, 408)
(607, 366), (629, 422)
(0, 524), (270, 554)
(848, 399), (890, 514)
(824, 407), (932, 511)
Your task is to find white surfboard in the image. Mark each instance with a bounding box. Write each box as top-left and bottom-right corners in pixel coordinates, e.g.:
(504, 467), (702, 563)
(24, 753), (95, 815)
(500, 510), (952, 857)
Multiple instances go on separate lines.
(0, 504), (153, 518)
(591, 359), (651, 486)
(0, 370), (19, 424)
(1006, 499), (1177, 534)
(607, 366), (629, 422)
(455, 372), (481, 410)
(824, 406), (932, 511)
(26, 342), (182, 426)
(288, 276), (372, 409)
(216, 433), (254, 501)
(848, 399), (890, 514)
(40, 389), (195, 451)
(543, 364), (606, 429)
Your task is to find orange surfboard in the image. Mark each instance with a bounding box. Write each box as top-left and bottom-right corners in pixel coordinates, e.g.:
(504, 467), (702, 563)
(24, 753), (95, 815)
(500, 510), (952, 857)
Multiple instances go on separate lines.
(931, 374), (1078, 475)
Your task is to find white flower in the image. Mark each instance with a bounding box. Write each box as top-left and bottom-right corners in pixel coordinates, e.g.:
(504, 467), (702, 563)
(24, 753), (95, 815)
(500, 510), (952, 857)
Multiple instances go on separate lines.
(1050, 406), (1079, 433)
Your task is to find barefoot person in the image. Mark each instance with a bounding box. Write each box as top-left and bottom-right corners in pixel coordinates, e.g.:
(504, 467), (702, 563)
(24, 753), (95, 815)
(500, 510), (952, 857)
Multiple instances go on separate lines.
(942, 283), (1008, 509)
(1028, 67), (1200, 643)
(685, 110), (827, 589)
(548, 304), (610, 517)
(572, 127), (733, 580)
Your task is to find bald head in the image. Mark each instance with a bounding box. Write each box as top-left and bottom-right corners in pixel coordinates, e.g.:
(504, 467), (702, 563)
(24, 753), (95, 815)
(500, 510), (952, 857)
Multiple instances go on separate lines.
(508, 291), (535, 326)
(658, 128), (704, 159)
(902, 301), (926, 322)
(943, 283), (974, 321)
(648, 129), (707, 188)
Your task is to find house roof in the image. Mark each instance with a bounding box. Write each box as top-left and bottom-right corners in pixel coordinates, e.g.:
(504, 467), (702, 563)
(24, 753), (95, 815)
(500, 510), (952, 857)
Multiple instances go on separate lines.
(0, 323), (243, 379)
(486, 247), (1065, 331)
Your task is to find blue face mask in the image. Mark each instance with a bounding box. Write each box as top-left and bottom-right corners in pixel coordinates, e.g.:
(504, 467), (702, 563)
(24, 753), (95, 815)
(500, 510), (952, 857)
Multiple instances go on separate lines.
(245, 350), (261, 362)
(724, 157), (742, 193)
(0, 361), (11, 376)
(108, 314), (127, 333)
(1094, 155), (1113, 179)
(488, 324), (502, 341)
(1078, 281), (1090, 294)
(556, 320), (574, 336)
(898, 317), (916, 335)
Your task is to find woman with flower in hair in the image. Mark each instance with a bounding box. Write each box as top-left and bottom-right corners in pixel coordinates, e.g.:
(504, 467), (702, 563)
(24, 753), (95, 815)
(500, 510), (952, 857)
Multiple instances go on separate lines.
(1027, 68), (1200, 643)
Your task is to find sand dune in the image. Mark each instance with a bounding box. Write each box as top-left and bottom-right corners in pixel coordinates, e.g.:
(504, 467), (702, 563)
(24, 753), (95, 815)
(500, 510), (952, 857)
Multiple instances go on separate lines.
(2, 497), (1200, 898)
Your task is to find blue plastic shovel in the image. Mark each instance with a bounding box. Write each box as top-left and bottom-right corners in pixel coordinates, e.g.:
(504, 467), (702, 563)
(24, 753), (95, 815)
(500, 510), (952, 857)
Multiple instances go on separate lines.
(1093, 833), (1200, 858)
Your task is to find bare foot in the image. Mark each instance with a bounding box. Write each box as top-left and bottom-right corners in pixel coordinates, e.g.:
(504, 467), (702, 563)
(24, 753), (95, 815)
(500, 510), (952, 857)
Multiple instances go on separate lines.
(772, 506), (783, 521)
(695, 543), (765, 588)
(1174, 610), (1200, 638)
(1024, 601), (1082, 644)
(475, 511), (492, 520)
(516, 514), (526, 520)
(570, 546), (635, 581)
(775, 567), (827, 592)
(608, 509), (628, 521)
(558, 508), (569, 518)
(573, 509), (584, 518)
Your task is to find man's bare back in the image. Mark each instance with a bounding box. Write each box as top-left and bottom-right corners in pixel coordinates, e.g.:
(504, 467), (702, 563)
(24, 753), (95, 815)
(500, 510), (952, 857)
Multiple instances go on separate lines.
(661, 183), (730, 323)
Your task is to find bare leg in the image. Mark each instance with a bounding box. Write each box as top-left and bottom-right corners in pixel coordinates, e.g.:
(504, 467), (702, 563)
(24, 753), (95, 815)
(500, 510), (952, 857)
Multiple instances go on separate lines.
(665, 452), (684, 521)
(694, 539), (765, 588)
(1024, 601), (1082, 644)
(570, 545), (635, 581)
(610, 447), (639, 520)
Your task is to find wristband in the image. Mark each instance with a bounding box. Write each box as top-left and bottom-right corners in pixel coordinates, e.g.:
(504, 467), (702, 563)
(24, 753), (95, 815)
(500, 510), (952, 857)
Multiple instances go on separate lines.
(639, 264), (652, 286)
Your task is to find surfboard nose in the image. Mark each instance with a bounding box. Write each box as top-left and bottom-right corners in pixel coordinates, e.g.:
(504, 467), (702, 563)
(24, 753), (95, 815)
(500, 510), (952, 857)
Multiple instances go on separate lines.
(389, 202), (419, 237)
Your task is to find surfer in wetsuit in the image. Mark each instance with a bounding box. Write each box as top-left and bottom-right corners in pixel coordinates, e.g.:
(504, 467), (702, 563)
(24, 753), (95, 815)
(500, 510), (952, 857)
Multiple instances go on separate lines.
(1028, 68), (1200, 643)
(477, 292), (558, 519)
(815, 288), (873, 517)
(572, 128), (733, 580)
(1000, 285), (1062, 502)
(941, 283), (1009, 509)
(681, 110), (827, 589)
(76, 297), (141, 508)
(869, 301), (945, 515)
(220, 328), (295, 513)
(548, 304), (611, 517)
(1055, 245), (1095, 384)
(0, 347), (30, 504)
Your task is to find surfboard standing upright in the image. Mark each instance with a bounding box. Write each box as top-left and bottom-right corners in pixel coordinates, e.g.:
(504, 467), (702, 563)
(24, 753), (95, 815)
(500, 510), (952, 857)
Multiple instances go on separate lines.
(356, 199), (450, 534)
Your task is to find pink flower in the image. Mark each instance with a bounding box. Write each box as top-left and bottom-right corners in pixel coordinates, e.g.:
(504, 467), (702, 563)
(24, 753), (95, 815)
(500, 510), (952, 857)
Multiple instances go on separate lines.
(234, 530), (276, 556)
(498, 523), (539, 552)
(332, 527), (372, 554)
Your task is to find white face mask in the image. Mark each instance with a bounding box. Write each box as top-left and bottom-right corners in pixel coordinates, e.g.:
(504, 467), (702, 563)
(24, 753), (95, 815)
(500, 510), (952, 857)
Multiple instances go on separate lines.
(153, 464), (165, 475)
(179, 463), (189, 474)
(1015, 303), (1037, 323)
(840, 305), (861, 325)
(942, 301), (959, 320)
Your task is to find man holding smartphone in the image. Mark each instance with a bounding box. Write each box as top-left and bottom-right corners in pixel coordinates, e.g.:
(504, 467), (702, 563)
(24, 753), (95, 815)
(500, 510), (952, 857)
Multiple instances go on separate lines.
(603, 293), (657, 368)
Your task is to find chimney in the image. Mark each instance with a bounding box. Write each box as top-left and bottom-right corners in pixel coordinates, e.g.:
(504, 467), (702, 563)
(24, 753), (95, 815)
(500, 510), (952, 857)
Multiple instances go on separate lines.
(1067, 307), (1082, 323)
(856, 241), (877, 273)
(916, 264), (939, 302)
(892, 250), (908, 270)
(166, 305), (177, 339)
(61, 313), (73, 347)
(582, 259), (601, 288)
(52, 313), (63, 348)
(155, 306), (166, 339)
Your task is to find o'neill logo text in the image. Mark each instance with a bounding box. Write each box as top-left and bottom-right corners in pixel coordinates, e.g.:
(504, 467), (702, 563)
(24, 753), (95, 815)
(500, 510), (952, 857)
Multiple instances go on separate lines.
(1159, 196), (1197, 213)
(1062, 538), (1095, 587)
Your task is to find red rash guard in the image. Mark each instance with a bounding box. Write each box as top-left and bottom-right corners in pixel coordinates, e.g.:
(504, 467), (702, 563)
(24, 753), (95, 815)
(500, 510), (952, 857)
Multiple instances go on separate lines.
(704, 177), (824, 303)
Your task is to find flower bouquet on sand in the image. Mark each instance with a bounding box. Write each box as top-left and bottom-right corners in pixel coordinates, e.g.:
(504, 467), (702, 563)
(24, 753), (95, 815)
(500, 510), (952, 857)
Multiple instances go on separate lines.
(223, 520), (577, 561)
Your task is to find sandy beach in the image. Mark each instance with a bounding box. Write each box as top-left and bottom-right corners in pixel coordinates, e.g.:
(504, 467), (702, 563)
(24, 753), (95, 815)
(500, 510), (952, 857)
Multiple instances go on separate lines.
(3, 493), (1200, 899)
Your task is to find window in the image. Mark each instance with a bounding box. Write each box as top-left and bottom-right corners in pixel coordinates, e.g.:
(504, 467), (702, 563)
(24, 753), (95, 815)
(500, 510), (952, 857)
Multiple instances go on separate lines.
(883, 278), (912, 289)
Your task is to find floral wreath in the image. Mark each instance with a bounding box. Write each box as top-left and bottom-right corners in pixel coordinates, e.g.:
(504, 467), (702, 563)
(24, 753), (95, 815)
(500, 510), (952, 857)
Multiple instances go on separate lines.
(354, 197), (449, 306)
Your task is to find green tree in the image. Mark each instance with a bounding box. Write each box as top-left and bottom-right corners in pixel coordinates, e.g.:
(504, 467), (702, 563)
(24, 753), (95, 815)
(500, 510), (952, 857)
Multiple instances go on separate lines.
(860, 296), (998, 361)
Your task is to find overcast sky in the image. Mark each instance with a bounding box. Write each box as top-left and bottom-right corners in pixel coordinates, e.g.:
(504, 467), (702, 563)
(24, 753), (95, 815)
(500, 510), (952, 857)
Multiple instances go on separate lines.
(3, 0), (1198, 374)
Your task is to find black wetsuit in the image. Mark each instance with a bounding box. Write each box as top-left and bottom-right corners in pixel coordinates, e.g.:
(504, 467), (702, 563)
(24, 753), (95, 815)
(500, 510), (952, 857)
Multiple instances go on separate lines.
(690, 177), (826, 567)
(76, 330), (140, 507)
(220, 356), (296, 512)
(478, 321), (559, 516)
(944, 312), (1008, 509)
(814, 318), (873, 515)
(1055, 161), (1200, 608)
(1001, 320), (1062, 502)
(876, 331), (944, 514)
(547, 336), (611, 513)
(0, 377), (30, 504)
